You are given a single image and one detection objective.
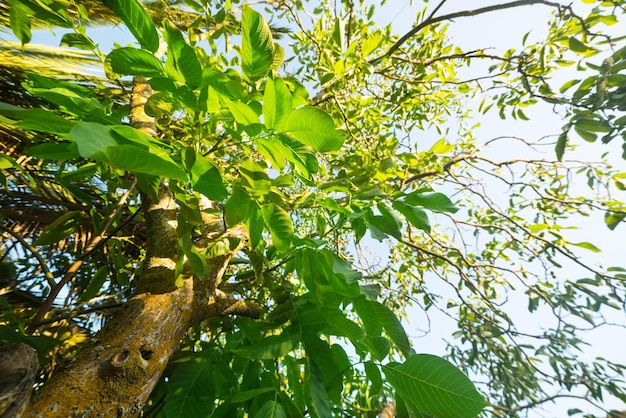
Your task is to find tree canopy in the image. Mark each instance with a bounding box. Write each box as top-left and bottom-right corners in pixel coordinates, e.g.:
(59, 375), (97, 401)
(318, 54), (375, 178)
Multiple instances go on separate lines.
(1, 1), (626, 417)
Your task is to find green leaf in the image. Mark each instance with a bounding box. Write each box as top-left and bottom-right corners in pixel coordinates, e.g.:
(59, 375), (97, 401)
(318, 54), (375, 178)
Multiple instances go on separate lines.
(429, 138), (454, 154)
(254, 400), (286, 418)
(605, 211), (626, 230)
(575, 118), (611, 133)
(79, 265), (109, 301)
(405, 191), (458, 213)
(285, 107), (344, 152)
(230, 387), (276, 403)
(262, 203), (294, 252)
(104, 0), (159, 53)
(70, 122), (118, 158)
(165, 356), (216, 418)
(272, 44), (286, 71)
(263, 77), (293, 130)
(560, 78), (580, 93)
(233, 333), (298, 360)
(393, 200), (431, 232)
(239, 160), (272, 196)
(10, 0), (72, 28)
(163, 20), (203, 89)
(225, 98), (261, 126)
(70, 122), (186, 181)
(353, 298), (411, 356)
(372, 302), (412, 357)
(105, 145), (187, 181)
(0, 106), (76, 134)
(185, 149), (227, 201)
(571, 241), (601, 252)
(23, 74), (101, 116)
(574, 125), (597, 142)
(8, 1), (32, 45)
(225, 186), (252, 226)
(106, 47), (163, 77)
(306, 360), (332, 418)
(34, 211), (82, 246)
(26, 143), (80, 160)
(382, 354), (486, 418)
(60, 33), (96, 51)
(241, 5), (275, 81)
(364, 361), (382, 394)
(555, 132), (567, 161)
(145, 92), (177, 117)
(568, 37), (596, 54)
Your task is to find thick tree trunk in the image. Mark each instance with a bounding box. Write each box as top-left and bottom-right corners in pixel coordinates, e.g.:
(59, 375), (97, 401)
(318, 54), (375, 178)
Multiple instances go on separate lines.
(25, 79), (259, 417)
(26, 186), (252, 417)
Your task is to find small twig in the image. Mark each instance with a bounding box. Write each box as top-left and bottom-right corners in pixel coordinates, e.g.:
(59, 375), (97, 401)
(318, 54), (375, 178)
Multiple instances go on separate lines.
(0, 223), (56, 288)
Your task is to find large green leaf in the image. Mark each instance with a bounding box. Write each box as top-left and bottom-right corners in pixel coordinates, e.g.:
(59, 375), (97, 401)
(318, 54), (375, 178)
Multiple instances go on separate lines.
(104, 0), (159, 53)
(404, 191), (458, 213)
(262, 203), (294, 252)
(263, 77), (293, 130)
(232, 332), (298, 360)
(225, 187), (264, 249)
(23, 74), (101, 116)
(163, 20), (203, 89)
(106, 47), (163, 77)
(26, 143), (80, 161)
(105, 145), (187, 181)
(285, 107), (344, 152)
(241, 5), (274, 81)
(382, 354), (486, 418)
(225, 98), (261, 126)
(164, 356), (216, 418)
(185, 149), (227, 201)
(253, 400), (287, 418)
(71, 122), (117, 157)
(306, 360), (332, 418)
(239, 160), (272, 196)
(9, 0), (72, 28)
(70, 122), (186, 181)
(256, 136), (312, 178)
(393, 200), (431, 232)
(353, 298), (411, 357)
(8, 1), (32, 45)
(0, 105), (76, 134)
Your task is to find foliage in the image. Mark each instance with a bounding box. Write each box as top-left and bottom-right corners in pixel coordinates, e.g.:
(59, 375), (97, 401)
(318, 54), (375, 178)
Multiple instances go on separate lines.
(1, 0), (626, 417)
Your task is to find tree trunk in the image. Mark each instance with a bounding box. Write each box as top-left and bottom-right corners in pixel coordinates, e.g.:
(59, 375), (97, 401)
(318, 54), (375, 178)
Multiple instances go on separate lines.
(25, 79), (259, 417)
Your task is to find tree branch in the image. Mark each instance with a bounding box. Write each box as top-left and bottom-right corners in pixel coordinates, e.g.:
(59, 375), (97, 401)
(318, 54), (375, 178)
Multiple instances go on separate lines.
(371, 0), (562, 64)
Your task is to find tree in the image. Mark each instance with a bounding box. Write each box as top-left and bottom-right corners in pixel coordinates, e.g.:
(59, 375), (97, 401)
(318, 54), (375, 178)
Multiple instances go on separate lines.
(1, 0), (625, 417)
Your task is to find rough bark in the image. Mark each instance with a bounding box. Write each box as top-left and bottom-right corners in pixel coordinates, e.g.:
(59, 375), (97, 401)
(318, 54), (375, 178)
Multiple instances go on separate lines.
(25, 79), (260, 417)
(0, 343), (37, 418)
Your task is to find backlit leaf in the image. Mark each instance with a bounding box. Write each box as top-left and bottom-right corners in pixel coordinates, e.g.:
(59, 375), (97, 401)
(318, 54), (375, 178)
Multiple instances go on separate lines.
(383, 354), (486, 418)
(285, 107), (344, 152)
(8, 1), (32, 45)
(106, 47), (163, 77)
(405, 191), (458, 213)
(262, 203), (294, 252)
(264, 77), (293, 130)
(241, 5), (274, 81)
(104, 0), (159, 53)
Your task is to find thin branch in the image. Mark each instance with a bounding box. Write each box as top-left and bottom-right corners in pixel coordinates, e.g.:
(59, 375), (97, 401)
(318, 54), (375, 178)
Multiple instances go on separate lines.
(371, 0), (562, 64)
(0, 223), (56, 288)
(27, 178), (137, 333)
